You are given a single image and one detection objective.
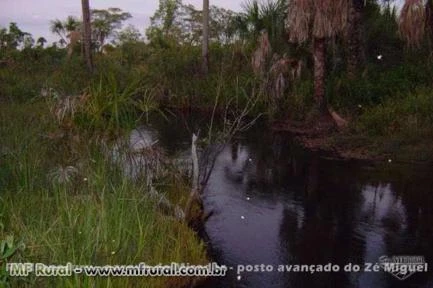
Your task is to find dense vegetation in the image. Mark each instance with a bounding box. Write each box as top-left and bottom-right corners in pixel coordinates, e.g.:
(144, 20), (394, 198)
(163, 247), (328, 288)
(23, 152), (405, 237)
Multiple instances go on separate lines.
(1, 0), (433, 287)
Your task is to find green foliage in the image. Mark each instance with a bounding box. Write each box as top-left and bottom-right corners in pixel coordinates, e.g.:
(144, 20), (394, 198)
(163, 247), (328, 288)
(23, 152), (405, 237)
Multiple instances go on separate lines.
(3, 2), (433, 287)
(91, 8), (132, 49)
(135, 43), (255, 109)
(0, 236), (22, 261)
(114, 25), (143, 45)
(50, 8), (132, 51)
(2, 0), (433, 161)
(356, 88), (433, 137)
(50, 16), (81, 45)
(0, 103), (208, 288)
(36, 37), (47, 48)
(328, 58), (433, 110)
(0, 22), (31, 51)
(147, 0), (240, 46)
(134, 88), (168, 123)
(0, 235), (25, 287)
(149, 0), (182, 37)
(74, 72), (140, 130)
(364, 1), (403, 66)
(287, 79), (315, 120)
(238, 0), (288, 51)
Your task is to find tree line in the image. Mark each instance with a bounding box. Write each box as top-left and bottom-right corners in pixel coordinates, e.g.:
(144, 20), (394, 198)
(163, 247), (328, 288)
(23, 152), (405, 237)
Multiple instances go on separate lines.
(2, 0), (432, 128)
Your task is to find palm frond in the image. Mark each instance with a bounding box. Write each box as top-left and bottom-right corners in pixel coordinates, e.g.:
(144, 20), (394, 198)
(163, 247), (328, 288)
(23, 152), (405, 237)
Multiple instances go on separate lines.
(287, 0), (348, 42)
(48, 166), (78, 185)
(286, 0), (313, 43)
(399, 0), (426, 47)
(50, 19), (64, 34)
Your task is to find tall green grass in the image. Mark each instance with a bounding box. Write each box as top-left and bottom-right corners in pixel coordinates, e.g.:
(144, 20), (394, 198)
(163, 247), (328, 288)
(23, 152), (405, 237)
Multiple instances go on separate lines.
(356, 88), (433, 137)
(0, 102), (208, 288)
(76, 73), (139, 130)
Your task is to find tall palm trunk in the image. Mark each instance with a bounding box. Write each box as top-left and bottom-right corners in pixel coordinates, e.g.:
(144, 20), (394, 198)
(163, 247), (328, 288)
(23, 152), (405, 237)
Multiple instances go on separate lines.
(202, 0), (209, 75)
(81, 0), (93, 72)
(347, 0), (364, 78)
(313, 38), (327, 114)
(426, 0), (433, 43)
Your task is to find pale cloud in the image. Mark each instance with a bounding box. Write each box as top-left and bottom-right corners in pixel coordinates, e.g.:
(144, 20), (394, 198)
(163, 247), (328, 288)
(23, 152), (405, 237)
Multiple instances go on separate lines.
(0, 0), (243, 43)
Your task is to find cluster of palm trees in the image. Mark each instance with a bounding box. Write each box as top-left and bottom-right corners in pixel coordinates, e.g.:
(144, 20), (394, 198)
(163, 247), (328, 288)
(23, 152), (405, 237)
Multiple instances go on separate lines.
(201, 0), (287, 74)
(50, 16), (81, 47)
(49, 9), (90, 69)
(184, 0), (433, 125)
(282, 0), (432, 126)
(50, 1), (129, 73)
(199, 0), (361, 124)
(63, 0), (433, 121)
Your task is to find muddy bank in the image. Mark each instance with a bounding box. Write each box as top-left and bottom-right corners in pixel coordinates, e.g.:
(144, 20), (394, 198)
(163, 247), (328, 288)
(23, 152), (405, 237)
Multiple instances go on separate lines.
(271, 120), (433, 164)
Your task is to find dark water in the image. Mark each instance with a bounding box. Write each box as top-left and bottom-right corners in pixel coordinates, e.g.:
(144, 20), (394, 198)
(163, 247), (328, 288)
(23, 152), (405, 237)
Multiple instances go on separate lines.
(148, 115), (433, 288)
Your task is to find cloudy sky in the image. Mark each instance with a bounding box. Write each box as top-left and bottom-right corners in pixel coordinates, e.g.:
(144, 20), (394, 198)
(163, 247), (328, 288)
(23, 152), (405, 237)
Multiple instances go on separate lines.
(0, 0), (243, 43)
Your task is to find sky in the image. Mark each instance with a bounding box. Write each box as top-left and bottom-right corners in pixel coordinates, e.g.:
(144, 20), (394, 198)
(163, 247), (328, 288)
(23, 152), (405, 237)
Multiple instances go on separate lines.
(0, 0), (243, 43)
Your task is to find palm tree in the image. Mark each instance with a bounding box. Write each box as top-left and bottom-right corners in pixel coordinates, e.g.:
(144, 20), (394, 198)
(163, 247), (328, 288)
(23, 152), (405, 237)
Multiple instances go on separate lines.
(59, 38), (67, 48)
(50, 16), (81, 45)
(65, 16), (81, 32)
(81, 0), (93, 72)
(234, 0), (287, 49)
(347, 0), (365, 78)
(242, 0), (262, 42)
(36, 37), (47, 47)
(50, 19), (67, 44)
(287, 0), (348, 123)
(202, 0), (210, 74)
(259, 0), (287, 50)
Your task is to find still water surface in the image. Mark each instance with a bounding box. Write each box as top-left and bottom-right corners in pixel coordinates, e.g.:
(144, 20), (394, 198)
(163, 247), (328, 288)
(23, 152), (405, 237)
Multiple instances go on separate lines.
(143, 115), (433, 288)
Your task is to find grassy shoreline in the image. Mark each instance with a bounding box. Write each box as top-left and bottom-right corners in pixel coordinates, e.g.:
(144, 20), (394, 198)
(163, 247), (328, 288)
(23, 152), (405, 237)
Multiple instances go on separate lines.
(2, 46), (433, 165)
(290, 131), (433, 164)
(0, 101), (208, 288)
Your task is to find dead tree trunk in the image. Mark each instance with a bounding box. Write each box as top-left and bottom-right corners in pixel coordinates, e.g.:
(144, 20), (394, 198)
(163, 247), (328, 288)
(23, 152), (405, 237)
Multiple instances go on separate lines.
(81, 0), (93, 73)
(313, 37), (337, 131)
(426, 0), (433, 44)
(313, 37), (327, 115)
(202, 0), (210, 75)
(185, 134), (204, 230)
(347, 0), (364, 78)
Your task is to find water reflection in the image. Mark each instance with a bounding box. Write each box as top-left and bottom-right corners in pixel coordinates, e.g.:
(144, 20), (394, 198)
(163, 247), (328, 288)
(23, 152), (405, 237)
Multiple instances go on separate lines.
(138, 115), (433, 288)
(199, 132), (433, 288)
